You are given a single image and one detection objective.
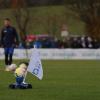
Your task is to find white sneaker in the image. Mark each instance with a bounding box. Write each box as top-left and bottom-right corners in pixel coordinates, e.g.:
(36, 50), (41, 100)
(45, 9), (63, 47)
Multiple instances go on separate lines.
(22, 81), (27, 84)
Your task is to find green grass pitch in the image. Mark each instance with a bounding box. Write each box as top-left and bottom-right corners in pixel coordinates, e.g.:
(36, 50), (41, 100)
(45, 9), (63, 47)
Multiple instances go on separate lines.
(0, 60), (100, 100)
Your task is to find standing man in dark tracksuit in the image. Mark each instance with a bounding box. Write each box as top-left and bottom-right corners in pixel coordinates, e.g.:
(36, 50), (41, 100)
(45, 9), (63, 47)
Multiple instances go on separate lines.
(0, 18), (19, 70)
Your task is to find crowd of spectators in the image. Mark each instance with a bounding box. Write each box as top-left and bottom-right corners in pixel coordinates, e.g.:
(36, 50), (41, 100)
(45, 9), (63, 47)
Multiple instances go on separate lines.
(17, 35), (100, 49)
(69, 36), (100, 49)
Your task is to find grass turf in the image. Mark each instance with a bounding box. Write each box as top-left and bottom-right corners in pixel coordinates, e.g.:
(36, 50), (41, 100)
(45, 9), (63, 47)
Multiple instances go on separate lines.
(0, 60), (100, 100)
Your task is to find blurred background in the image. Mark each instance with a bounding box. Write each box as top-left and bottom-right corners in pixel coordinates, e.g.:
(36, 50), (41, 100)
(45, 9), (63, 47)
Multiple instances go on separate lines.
(0, 0), (100, 49)
(0, 1), (100, 100)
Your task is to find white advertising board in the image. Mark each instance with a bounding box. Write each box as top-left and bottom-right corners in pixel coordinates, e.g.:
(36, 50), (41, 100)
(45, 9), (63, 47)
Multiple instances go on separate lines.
(0, 48), (100, 60)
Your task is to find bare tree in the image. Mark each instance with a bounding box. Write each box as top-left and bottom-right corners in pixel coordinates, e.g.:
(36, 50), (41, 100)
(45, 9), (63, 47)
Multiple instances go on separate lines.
(46, 15), (58, 36)
(64, 0), (100, 40)
(0, 0), (9, 8)
(11, 0), (30, 41)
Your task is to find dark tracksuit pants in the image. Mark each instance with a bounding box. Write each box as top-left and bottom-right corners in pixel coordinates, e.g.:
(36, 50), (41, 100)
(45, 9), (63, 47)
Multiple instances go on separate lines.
(4, 47), (14, 65)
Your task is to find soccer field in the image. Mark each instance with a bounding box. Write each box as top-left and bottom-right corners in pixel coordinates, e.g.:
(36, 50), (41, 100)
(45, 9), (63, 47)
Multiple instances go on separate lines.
(0, 60), (100, 100)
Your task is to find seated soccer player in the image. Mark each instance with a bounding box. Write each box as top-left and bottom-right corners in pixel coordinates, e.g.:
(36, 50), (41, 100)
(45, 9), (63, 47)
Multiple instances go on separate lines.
(8, 62), (28, 85)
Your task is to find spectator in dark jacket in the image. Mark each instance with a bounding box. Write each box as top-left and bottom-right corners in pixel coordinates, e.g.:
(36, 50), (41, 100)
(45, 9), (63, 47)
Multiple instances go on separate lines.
(1, 18), (19, 70)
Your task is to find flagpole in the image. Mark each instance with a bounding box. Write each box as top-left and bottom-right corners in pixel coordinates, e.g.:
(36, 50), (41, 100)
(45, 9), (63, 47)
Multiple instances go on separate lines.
(23, 45), (37, 83)
(23, 70), (28, 84)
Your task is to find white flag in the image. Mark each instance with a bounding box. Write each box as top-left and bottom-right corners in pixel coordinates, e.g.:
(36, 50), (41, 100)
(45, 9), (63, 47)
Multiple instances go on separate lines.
(27, 49), (43, 80)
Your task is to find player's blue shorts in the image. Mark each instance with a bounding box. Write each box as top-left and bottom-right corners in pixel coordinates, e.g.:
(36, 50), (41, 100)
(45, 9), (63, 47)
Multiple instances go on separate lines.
(16, 76), (24, 85)
(4, 48), (14, 55)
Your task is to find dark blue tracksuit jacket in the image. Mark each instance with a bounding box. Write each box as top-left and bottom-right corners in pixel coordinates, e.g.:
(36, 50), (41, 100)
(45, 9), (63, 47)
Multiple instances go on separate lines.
(1, 26), (19, 48)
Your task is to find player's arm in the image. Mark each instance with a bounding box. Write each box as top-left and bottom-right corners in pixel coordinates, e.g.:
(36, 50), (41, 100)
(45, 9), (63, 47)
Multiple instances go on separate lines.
(0, 29), (4, 47)
(14, 28), (19, 47)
